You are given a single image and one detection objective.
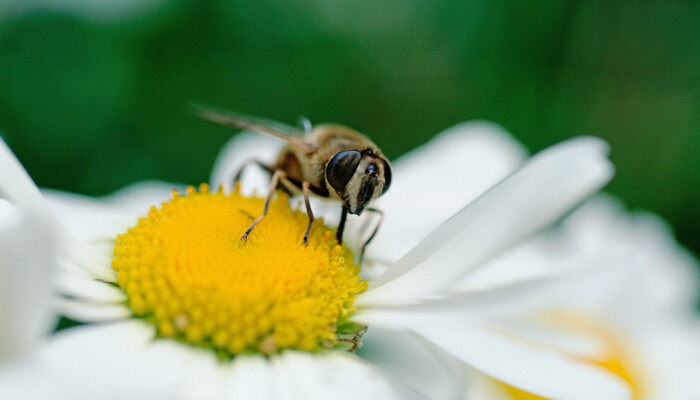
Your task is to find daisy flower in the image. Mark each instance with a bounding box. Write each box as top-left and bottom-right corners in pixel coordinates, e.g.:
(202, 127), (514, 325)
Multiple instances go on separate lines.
(456, 196), (700, 399)
(0, 123), (631, 400)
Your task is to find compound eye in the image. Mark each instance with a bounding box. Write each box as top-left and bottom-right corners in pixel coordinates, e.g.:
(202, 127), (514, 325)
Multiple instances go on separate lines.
(326, 150), (362, 192)
(381, 160), (392, 194)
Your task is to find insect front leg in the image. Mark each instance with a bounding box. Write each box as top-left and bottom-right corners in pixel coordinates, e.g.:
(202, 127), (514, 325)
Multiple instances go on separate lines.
(359, 207), (384, 263)
(336, 206), (348, 244)
(301, 182), (315, 246)
(241, 169), (285, 241)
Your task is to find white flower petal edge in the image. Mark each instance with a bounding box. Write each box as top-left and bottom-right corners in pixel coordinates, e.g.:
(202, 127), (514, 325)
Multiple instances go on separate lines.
(448, 195), (700, 399)
(42, 189), (134, 244)
(100, 180), (186, 217)
(43, 180), (189, 247)
(363, 121), (527, 265)
(353, 272), (583, 328)
(358, 327), (468, 400)
(0, 204), (54, 361)
(37, 321), (183, 400)
(417, 326), (631, 400)
(354, 279), (632, 400)
(559, 196), (699, 318)
(0, 139), (113, 281)
(271, 351), (425, 400)
(53, 270), (126, 303)
(642, 317), (700, 399)
(458, 194), (699, 327)
(358, 136), (614, 307)
(517, 197), (700, 399)
(54, 298), (131, 322)
(39, 321), (420, 400)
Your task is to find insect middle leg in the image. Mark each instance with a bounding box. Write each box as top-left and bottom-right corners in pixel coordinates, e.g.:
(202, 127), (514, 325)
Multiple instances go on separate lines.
(241, 169), (285, 241)
(359, 207), (384, 263)
(301, 181), (315, 246)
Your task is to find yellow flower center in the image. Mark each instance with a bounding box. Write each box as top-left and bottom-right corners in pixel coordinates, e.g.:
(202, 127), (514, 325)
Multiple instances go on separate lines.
(498, 312), (645, 399)
(112, 184), (367, 357)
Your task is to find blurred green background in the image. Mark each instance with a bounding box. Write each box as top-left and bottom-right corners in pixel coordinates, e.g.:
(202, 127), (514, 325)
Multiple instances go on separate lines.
(0, 0), (698, 254)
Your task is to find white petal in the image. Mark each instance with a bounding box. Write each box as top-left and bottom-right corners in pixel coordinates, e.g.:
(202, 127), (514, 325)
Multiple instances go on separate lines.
(43, 189), (134, 243)
(53, 298), (130, 322)
(0, 356), (56, 400)
(54, 270), (126, 303)
(138, 340), (227, 400)
(359, 121), (527, 264)
(0, 210), (55, 360)
(557, 195), (700, 320)
(209, 131), (284, 195)
(447, 233), (569, 292)
(41, 320), (153, 361)
(101, 180), (186, 217)
(45, 325), (285, 400)
(359, 327), (467, 399)
(90, 337), (223, 400)
(56, 255), (95, 278)
(177, 348), (231, 400)
(358, 137), (614, 307)
(414, 326), (631, 400)
(462, 368), (515, 400)
(636, 316), (700, 400)
(39, 320), (418, 400)
(271, 351), (421, 400)
(38, 321), (185, 400)
(0, 198), (17, 221)
(0, 138), (113, 281)
(220, 356), (277, 400)
(488, 317), (609, 361)
(471, 194), (700, 331)
(59, 239), (116, 282)
(354, 273), (575, 329)
(0, 138), (55, 218)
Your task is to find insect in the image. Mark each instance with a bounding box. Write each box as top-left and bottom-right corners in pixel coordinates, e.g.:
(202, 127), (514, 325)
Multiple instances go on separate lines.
(190, 104), (392, 260)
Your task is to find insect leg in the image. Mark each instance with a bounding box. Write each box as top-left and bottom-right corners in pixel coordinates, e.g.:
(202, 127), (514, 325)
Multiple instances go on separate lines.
(233, 159), (272, 184)
(336, 325), (367, 351)
(301, 181), (315, 246)
(241, 169), (285, 241)
(359, 207), (384, 263)
(336, 206), (348, 244)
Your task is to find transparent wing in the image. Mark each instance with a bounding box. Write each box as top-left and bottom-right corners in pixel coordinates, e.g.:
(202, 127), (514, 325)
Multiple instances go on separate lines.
(188, 102), (313, 151)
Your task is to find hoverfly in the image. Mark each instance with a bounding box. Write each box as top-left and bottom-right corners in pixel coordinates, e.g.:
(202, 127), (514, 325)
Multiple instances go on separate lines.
(190, 104), (391, 260)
